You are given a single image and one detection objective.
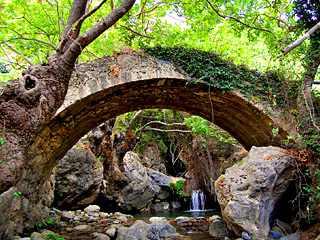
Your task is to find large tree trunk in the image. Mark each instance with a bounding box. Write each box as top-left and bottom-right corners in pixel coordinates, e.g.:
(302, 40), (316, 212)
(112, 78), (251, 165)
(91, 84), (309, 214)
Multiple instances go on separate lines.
(0, 0), (136, 237)
(298, 33), (320, 133)
(0, 58), (74, 239)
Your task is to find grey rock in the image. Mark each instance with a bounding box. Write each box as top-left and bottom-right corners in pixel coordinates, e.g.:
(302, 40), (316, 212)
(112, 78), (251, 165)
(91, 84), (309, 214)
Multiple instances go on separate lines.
(147, 169), (172, 186)
(152, 202), (170, 212)
(215, 146), (295, 239)
(105, 227), (117, 237)
(271, 219), (292, 236)
(61, 211), (74, 221)
(142, 145), (166, 173)
(84, 205), (100, 213)
(54, 147), (103, 209)
(93, 232), (110, 240)
(121, 152), (155, 210)
(73, 224), (91, 232)
(209, 220), (230, 238)
(280, 233), (301, 240)
(116, 220), (180, 240)
(171, 201), (181, 210)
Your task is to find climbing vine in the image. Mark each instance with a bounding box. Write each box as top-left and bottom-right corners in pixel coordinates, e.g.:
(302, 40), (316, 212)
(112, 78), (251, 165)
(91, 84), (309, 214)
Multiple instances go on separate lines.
(145, 46), (290, 107)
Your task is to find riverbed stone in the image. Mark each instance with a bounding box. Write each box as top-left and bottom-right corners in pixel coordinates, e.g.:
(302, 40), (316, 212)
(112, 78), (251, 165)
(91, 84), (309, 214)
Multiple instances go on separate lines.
(209, 219), (230, 238)
(93, 232), (110, 240)
(149, 217), (167, 222)
(84, 205), (100, 213)
(61, 211), (75, 221)
(116, 220), (181, 240)
(73, 224), (91, 232)
(209, 215), (221, 222)
(105, 227), (117, 237)
(215, 146), (295, 239)
(280, 232), (301, 240)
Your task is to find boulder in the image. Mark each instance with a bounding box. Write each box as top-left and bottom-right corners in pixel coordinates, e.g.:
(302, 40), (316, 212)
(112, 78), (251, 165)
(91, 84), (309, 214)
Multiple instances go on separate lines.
(53, 147), (103, 209)
(116, 220), (180, 240)
(209, 219), (230, 238)
(147, 169), (172, 200)
(215, 146), (295, 239)
(142, 144), (166, 173)
(120, 152), (155, 210)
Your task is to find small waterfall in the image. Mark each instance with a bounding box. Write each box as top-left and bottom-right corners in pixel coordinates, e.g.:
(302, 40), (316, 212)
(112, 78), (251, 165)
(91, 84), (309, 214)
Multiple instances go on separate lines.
(190, 190), (205, 211)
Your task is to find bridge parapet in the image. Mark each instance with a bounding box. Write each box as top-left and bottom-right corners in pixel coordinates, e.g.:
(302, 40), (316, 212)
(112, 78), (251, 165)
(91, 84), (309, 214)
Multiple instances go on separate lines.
(57, 53), (187, 114)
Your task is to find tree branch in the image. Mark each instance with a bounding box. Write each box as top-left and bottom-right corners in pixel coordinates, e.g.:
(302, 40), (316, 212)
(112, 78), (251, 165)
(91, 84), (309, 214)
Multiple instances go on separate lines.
(206, 0), (277, 39)
(283, 22), (320, 56)
(22, 16), (53, 44)
(61, 0), (136, 67)
(56, 0), (108, 54)
(3, 42), (33, 66)
(0, 36), (56, 51)
(128, 110), (143, 130)
(142, 128), (192, 133)
(58, 0), (88, 53)
(138, 121), (190, 134)
(120, 25), (153, 38)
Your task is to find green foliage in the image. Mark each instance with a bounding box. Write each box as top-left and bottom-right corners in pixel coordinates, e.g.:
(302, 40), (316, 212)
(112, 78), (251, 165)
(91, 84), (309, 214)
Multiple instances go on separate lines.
(13, 191), (21, 197)
(145, 46), (290, 107)
(136, 132), (168, 155)
(183, 116), (236, 144)
(0, 129), (4, 148)
(43, 232), (64, 240)
(303, 168), (320, 223)
(34, 217), (55, 232)
(169, 180), (186, 201)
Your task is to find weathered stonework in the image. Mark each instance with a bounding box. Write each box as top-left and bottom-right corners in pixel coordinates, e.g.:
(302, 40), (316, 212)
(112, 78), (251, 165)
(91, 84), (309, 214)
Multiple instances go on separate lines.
(0, 52), (297, 238)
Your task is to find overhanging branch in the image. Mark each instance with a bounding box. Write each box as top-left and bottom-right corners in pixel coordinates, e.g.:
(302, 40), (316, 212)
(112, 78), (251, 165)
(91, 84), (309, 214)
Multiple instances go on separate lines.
(206, 0), (277, 39)
(61, 0), (136, 67)
(283, 22), (320, 56)
(3, 42), (33, 66)
(120, 25), (153, 38)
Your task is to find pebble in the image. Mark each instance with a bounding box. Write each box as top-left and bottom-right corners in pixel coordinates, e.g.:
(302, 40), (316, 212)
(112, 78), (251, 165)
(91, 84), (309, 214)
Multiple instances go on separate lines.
(118, 216), (127, 222)
(209, 215), (221, 222)
(93, 232), (110, 240)
(84, 205), (100, 213)
(105, 227), (117, 237)
(73, 224), (91, 232)
(149, 216), (167, 222)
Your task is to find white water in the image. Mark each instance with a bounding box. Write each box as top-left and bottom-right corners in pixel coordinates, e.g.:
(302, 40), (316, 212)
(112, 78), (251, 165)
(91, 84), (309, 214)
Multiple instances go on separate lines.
(190, 190), (205, 211)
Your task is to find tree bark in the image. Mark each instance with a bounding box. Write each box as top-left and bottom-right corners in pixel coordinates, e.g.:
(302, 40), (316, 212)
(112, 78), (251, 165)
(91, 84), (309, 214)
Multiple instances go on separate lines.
(0, 0), (136, 238)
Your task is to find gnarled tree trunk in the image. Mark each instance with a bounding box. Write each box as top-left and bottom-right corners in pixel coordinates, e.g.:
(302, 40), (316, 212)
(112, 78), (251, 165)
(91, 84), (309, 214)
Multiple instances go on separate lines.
(0, 0), (136, 238)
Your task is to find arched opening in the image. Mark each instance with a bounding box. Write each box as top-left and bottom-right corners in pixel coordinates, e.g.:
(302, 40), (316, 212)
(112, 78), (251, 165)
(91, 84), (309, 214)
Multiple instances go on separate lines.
(30, 77), (287, 173)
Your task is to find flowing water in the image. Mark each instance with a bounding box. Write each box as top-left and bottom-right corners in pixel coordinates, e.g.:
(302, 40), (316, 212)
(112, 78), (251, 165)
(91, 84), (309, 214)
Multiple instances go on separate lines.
(190, 190), (206, 211)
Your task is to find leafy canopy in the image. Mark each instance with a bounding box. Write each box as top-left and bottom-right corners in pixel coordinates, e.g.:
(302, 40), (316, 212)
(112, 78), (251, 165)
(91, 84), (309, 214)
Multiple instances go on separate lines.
(0, 0), (311, 82)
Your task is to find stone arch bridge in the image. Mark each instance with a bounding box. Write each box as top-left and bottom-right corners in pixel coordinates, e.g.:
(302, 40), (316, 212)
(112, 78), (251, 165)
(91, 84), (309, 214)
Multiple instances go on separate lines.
(0, 52), (298, 237)
(30, 52), (296, 170)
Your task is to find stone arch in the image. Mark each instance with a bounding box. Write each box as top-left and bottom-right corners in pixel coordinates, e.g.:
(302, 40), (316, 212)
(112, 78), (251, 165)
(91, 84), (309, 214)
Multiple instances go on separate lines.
(27, 53), (294, 179)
